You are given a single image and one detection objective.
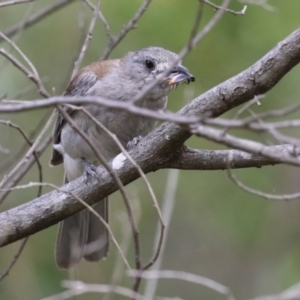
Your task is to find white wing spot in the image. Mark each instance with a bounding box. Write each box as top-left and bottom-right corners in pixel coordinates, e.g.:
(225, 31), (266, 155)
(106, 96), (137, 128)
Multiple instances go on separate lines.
(53, 143), (65, 155)
(112, 153), (126, 170)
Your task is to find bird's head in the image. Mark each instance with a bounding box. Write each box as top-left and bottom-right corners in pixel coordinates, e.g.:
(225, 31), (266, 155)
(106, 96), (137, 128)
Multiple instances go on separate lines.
(120, 47), (195, 100)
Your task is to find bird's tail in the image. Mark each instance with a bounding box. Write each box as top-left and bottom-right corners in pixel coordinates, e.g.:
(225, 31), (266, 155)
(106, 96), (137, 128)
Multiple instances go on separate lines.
(55, 175), (109, 269)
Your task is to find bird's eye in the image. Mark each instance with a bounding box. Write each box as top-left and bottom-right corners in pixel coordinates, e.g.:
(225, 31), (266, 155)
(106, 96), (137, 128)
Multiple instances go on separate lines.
(145, 59), (155, 70)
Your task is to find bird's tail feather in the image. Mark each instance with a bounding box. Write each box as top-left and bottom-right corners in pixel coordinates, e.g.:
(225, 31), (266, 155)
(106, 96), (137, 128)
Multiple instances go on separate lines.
(55, 176), (109, 269)
(84, 198), (109, 262)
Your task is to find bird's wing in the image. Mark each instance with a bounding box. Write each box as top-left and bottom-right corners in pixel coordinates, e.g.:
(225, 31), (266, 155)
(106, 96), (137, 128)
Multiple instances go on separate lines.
(50, 70), (98, 166)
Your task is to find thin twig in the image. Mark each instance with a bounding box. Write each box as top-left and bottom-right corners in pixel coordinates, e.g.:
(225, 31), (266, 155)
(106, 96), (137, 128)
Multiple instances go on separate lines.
(0, 113), (46, 280)
(207, 108), (300, 147)
(0, 31), (50, 97)
(0, 96), (198, 124)
(0, 109), (50, 174)
(179, 0), (232, 58)
(226, 160), (300, 201)
(42, 280), (147, 300)
(246, 109), (300, 146)
(71, 0), (100, 78)
(203, 0), (247, 15)
(202, 116), (300, 131)
(0, 0), (33, 7)
(0, 135), (51, 202)
(26, 110), (55, 160)
(83, 0), (113, 44)
(186, 0), (205, 52)
(238, 0), (275, 12)
(103, 208), (140, 300)
(191, 124), (300, 167)
(1, 0), (73, 43)
(9, 77), (49, 99)
(247, 281), (300, 300)
(0, 49), (50, 98)
(0, 119), (43, 199)
(0, 1), (35, 72)
(129, 270), (236, 300)
(241, 102), (300, 124)
(201, 116), (300, 149)
(0, 237), (28, 281)
(100, 0), (153, 60)
(0, 112), (54, 197)
(221, 95), (264, 134)
(144, 169), (180, 299)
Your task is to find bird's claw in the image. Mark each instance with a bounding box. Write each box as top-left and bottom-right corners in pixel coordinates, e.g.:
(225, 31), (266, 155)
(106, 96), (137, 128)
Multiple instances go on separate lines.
(82, 158), (100, 184)
(127, 136), (143, 150)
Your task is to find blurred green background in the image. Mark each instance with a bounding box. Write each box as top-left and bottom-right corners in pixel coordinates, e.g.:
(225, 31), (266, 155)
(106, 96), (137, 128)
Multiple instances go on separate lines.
(1, 0), (300, 299)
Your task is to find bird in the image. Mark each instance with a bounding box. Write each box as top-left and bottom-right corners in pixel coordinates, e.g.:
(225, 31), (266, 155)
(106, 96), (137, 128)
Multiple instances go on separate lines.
(50, 46), (195, 269)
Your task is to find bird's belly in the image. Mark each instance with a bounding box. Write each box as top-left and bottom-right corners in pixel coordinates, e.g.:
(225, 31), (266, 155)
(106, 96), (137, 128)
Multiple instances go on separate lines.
(60, 108), (155, 164)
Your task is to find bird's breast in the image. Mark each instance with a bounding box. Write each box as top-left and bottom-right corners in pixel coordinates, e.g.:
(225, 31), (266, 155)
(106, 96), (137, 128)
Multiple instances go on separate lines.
(60, 104), (157, 163)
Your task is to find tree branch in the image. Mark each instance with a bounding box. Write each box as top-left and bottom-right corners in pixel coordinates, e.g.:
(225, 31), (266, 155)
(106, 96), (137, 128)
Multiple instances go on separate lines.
(163, 145), (290, 170)
(0, 0), (73, 43)
(1, 28), (300, 246)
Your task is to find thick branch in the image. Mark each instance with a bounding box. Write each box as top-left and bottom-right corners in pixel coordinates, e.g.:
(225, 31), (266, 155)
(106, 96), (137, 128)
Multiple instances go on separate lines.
(1, 28), (300, 246)
(163, 145), (293, 170)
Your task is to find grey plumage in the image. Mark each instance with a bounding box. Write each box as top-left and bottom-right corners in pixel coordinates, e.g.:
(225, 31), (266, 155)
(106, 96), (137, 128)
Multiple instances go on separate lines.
(50, 47), (194, 269)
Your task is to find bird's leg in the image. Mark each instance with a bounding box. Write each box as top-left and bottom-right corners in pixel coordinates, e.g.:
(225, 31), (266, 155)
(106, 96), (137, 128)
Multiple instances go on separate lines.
(81, 158), (100, 184)
(126, 136), (143, 151)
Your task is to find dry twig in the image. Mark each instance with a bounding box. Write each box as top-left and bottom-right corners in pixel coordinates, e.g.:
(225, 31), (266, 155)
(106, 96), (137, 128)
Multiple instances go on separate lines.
(0, 0), (73, 43)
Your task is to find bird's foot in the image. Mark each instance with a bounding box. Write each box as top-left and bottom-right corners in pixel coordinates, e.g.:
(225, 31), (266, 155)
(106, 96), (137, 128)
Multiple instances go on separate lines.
(82, 158), (100, 184)
(127, 136), (143, 151)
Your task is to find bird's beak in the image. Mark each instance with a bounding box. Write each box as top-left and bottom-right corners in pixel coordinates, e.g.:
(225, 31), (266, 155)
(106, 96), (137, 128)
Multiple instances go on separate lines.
(167, 65), (195, 86)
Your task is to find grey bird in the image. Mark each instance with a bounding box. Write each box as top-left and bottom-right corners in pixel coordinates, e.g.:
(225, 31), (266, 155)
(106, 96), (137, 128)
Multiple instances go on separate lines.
(50, 46), (195, 269)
